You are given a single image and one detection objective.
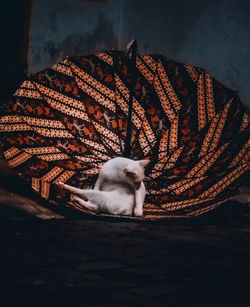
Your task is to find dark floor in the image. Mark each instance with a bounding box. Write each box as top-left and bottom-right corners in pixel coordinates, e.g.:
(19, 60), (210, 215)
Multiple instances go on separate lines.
(0, 200), (250, 307)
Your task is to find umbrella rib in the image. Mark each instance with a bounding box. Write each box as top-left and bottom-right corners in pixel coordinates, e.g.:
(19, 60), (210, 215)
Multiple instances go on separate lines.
(112, 51), (125, 155)
(132, 137), (156, 159)
(112, 77), (155, 159)
(123, 40), (137, 159)
(131, 55), (162, 159)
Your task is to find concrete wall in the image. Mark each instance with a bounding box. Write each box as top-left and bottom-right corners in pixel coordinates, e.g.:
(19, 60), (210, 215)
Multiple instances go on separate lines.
(121, 0), (250, 106)
(28, 0), (123, 72)
(27, 0), (250, 106)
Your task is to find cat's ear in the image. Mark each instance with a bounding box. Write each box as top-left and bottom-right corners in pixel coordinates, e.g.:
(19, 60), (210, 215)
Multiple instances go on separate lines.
(138, 159), (150, 168)
(124, 168), (136, 179)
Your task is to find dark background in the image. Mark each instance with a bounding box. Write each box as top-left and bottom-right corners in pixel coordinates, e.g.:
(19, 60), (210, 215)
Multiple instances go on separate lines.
(0, 0), (250, 106)
(0, 0), (31, 101)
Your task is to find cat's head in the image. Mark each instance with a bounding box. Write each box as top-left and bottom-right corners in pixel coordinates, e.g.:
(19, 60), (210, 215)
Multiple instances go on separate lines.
(123, 159), (150, 190)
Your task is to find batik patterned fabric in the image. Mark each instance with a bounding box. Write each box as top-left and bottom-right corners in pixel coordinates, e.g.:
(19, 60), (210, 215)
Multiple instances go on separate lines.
(0, 51), (249, 219)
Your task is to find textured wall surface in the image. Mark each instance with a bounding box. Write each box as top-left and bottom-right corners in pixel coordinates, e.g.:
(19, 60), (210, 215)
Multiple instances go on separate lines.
(28, 0), (122, 73)
(28, 0), (250, 106)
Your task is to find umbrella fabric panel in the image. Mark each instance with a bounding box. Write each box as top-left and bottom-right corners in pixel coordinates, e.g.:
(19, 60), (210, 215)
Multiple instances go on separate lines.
(0, 50), (249, 219)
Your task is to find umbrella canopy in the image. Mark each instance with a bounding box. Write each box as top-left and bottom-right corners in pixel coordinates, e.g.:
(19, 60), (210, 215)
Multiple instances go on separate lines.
(0, 42), (249, 219)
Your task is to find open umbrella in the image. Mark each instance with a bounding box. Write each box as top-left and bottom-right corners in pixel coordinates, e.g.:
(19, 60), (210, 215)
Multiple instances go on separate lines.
(0, 41), (249, 219)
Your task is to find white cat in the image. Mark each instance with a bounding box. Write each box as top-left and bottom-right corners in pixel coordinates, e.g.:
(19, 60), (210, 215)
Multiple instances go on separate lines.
(58, 157), (150, 217)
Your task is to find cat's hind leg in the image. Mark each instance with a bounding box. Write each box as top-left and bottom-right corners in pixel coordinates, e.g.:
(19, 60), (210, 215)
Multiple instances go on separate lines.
(57, 182), (86, 199)
(80, 189), (111, 207)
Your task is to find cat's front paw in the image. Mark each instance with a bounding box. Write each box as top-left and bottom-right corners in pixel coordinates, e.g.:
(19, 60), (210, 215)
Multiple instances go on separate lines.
(134, 208), (143, 217)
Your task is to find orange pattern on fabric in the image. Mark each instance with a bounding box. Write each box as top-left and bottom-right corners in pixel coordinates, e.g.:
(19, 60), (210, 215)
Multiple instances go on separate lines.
(0, 50), (249, 219)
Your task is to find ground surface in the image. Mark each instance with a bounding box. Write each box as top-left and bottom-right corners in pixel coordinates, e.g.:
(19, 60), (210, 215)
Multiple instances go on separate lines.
(0, 198), (250, 307)
(0, 160), (249, 307)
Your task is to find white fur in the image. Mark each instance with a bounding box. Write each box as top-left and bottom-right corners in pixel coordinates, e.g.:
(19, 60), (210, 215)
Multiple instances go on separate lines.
(58, 157), (150, 216)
